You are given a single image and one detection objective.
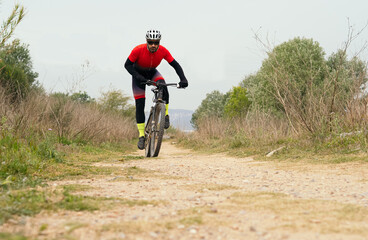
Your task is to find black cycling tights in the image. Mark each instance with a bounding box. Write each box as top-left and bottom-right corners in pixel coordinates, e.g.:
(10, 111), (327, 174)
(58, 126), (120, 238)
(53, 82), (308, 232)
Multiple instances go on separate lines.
(135, 82), (169, 124)
(135, 98), (146, 124)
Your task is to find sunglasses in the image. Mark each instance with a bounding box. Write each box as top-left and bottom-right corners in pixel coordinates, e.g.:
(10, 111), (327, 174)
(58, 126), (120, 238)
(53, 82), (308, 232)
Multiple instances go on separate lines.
(147, 41), (160, 45)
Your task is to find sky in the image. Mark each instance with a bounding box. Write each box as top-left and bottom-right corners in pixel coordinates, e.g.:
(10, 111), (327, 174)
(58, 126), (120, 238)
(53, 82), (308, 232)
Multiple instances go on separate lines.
(1, 0), (368, 111)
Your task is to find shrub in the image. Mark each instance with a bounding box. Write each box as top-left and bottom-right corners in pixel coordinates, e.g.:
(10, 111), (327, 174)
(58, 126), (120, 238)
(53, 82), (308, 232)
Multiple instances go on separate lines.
(224, 86), (251, 118)
(0, 40), (38, 101)
(191, 90), (229, 128)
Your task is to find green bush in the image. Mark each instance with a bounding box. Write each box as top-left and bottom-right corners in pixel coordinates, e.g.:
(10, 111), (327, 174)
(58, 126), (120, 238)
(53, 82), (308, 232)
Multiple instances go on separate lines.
(0, 118), (62, 188)
(98, 89), (135, 118)
(242, 37), (367, 135)
(244, 37), (327, 114)
(0, 40), (38, 101)
(224, 86), (251, 118)
(191, 90), (229, 128)
(70, 91), (95, 104)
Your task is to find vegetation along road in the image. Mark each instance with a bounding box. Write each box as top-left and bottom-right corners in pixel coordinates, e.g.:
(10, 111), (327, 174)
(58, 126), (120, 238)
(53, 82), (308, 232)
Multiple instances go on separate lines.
(1, 142), (368, 240)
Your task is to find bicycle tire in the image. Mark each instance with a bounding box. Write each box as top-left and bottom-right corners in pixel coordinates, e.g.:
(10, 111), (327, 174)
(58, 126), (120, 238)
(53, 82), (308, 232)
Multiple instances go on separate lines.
(150, 103), (166, 157)
(144, 112), (153, 157)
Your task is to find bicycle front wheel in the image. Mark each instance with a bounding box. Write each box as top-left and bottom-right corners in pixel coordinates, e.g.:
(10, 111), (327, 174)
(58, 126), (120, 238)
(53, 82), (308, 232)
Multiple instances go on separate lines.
(144, 112), (153, 157)
(150, 103), (166, 157)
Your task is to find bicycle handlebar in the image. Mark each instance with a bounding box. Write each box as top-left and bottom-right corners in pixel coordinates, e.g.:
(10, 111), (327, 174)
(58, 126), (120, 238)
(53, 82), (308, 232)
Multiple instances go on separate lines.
(145, 80), (180, 88)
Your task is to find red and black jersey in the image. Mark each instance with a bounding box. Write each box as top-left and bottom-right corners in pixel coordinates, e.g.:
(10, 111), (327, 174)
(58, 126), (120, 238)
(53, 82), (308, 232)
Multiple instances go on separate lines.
(125, 43), (187, 86)
(128, 44), (174, 70)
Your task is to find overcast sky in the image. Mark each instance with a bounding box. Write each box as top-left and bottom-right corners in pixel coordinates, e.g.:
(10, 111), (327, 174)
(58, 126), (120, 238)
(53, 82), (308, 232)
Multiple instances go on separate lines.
(1, 0), (368, 110)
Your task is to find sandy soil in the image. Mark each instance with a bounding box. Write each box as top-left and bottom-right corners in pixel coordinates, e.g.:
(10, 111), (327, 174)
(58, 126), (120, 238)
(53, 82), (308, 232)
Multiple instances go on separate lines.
(1, 142), (368, 240)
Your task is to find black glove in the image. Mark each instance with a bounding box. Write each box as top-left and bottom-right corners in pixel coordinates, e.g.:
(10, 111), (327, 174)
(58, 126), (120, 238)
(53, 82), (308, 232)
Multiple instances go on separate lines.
(179, 81), (188, 88)
(156, 80), (165, 87)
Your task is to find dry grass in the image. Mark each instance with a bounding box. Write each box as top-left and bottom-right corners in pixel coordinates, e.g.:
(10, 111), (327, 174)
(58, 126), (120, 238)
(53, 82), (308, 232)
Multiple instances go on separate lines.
(182, 183), (239, 192)
(175, 111), (298, 155)
(204, 110), (297, 144)
(95, 190), (368, 238)
(176, 106), (368, 159)
(0, 87), (136, 144)
(226, 191), (368, 235)
(193, 110), (294, 142)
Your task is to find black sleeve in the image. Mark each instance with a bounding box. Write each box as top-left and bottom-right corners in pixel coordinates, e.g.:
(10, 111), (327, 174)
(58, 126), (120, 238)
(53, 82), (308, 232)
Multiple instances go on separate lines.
(124, 58), (141, 79)
(169, 59), (187, 83)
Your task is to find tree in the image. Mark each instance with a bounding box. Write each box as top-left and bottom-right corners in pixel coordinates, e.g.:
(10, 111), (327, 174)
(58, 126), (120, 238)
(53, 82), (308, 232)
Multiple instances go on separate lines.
(0, 40), (39, 100)
(255, 37), (327, 112)
(244, 37), (330, 133)
(247, 34), (367, 134)
(71, 91), (95, 104)
(326, 49), (367, 109)
(224, 86), (251, 118)
(191, 90), (229, 128)
(240, 74), (280, 112)
(0, 3), (25, 47)
(98, 89), (135, 118)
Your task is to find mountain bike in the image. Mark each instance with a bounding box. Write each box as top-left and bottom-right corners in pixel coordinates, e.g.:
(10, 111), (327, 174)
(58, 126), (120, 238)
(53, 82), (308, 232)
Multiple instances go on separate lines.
(144, 80), (179, 157)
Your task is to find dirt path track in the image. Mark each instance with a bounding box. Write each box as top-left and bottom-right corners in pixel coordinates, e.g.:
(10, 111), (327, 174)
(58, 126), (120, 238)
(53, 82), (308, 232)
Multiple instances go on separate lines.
(2, 142), (368, 240)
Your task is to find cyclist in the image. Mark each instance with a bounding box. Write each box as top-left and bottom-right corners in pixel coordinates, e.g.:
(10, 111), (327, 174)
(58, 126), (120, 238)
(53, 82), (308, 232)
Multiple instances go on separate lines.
(124, 29), (188, 150)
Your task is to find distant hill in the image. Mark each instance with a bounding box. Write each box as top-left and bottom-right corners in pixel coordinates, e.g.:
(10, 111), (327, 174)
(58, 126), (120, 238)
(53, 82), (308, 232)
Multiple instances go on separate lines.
(145, 109), (194, 131)
(168, 109), (194, 131)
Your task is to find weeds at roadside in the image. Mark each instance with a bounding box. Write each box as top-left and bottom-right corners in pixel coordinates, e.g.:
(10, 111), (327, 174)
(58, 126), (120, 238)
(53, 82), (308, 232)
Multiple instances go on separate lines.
(0, 187), (161, 225)
(179, 216), (203, 225)
(100, 208), (204, 235)
(177, 128), (368, 164)
(182, 183), (239, 192)
(64, 222), (89, 234)
(0, 233), (28, 240)
(119, 155), (145, 162)
(61, 184), (96, 193)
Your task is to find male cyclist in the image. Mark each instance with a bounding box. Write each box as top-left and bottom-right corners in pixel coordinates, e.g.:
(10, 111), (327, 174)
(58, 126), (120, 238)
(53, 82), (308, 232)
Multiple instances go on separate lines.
(124, 29), (188, 150)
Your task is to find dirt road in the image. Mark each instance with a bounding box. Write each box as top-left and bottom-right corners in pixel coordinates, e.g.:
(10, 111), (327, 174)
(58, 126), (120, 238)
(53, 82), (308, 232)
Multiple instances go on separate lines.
(2, 142), (368, 239)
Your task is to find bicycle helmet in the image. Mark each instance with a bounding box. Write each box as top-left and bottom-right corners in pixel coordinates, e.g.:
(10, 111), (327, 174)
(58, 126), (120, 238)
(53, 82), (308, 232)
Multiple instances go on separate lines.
(146, 29), (161, 40)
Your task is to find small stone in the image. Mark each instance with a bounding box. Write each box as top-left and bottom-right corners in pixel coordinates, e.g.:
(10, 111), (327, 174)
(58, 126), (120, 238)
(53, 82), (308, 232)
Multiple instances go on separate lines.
(210, 208), (218, 213)
(250, 226), (256, 232)
(232, 225), (239, 230)
(7, 219), (18, 224)
(178, 224), (185, 229)
(189, 228), (197, 234)
(119, 233), (126, 239)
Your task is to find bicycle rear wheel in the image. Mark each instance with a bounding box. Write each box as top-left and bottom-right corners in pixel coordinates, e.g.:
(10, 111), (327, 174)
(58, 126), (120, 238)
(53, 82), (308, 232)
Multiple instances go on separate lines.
(150, 103), (165, 157)
(144, 112), (153, 157)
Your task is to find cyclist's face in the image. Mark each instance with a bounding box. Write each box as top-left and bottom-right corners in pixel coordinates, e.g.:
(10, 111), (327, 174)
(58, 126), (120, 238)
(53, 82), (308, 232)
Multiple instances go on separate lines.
(147, 40), (160, 53)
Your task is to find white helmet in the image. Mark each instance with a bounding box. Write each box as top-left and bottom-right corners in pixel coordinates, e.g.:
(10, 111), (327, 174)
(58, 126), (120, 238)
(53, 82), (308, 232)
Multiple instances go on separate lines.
(146, 29), (161, 40)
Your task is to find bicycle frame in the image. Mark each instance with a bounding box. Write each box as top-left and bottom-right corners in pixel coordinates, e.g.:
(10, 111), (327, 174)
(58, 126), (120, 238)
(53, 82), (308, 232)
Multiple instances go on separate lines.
(144, 80), (179, 157)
